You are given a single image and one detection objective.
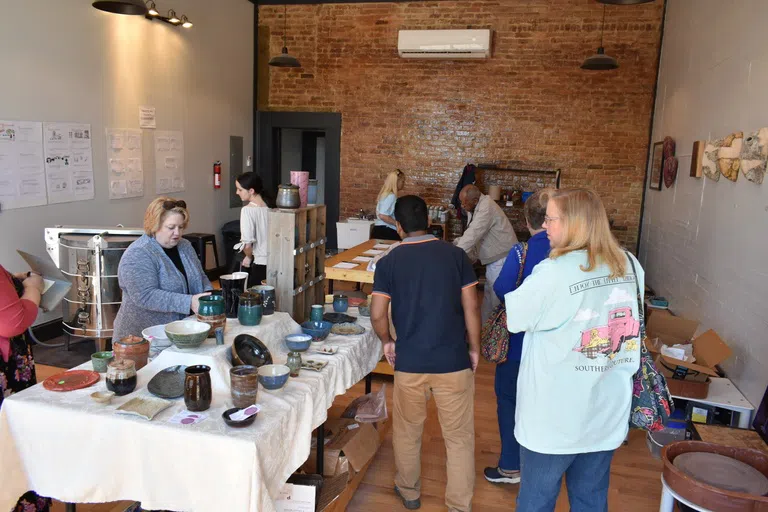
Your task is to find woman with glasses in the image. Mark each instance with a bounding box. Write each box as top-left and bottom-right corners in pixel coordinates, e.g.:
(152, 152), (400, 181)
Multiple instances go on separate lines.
(112, 197), (212, 341)
(372, 169), (405, 241)
(503, 188), (644, 512)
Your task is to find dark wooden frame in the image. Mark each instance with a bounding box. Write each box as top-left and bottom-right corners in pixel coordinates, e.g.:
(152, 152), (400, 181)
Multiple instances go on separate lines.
(649, 141), (664, 190)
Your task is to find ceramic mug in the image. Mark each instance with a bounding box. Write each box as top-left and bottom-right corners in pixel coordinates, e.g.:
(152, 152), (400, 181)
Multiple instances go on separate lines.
(310, 305), (324, 322)
(230, 365), (259, 409)
(91, 351), (114, 373)
(333, 294), (349, 313)
(250, 285), (276, 315)
(238, 292), (263, 326)
(220, 272), (249, 318)
(185, 365), (212, 412)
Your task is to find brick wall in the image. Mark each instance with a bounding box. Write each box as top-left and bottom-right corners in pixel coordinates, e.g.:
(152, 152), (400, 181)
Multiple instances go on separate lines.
(259, 0), (663, 248)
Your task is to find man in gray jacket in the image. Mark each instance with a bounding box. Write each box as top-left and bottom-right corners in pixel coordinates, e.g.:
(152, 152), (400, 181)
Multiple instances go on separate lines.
(454, 185), (517, 321)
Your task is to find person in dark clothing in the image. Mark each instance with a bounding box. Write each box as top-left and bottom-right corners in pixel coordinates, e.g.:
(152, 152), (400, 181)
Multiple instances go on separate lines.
(484, 188), (552, 485)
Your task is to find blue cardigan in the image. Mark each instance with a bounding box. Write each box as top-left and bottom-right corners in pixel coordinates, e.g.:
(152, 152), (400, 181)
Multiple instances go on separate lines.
(493, 231), (551, 362)
(112, 235), (212, 341)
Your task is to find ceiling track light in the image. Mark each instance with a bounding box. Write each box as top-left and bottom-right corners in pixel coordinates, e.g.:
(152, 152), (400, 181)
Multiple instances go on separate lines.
(140, 2), (192, 28)
(92, 0), (148, 15)
(167, 9), (180, 24)
(146, 0), (159, 16)
(180, 15), (193, 28)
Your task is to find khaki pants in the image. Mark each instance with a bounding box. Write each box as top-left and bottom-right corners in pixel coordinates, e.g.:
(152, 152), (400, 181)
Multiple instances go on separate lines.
(393, 369), (475, 511)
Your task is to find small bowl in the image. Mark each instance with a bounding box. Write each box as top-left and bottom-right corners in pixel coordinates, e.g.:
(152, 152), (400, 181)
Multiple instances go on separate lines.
(142, 324), (172, 348)
(90, 391), (115, 404)
(300, 320), (332, 341)
(258, 364), (290, 390)
(91, 351), (114, 373)
(165, 320), (211, 349)
(222, 407), (258, 428)
(284, 333), (312, 352)
(232, 334), (273, 368)
(358, 302), (371, 317)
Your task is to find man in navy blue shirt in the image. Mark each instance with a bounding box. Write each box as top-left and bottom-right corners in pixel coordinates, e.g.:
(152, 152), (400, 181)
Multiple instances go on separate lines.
(484, 188), (552, 485)
(371, 195), (481, 512)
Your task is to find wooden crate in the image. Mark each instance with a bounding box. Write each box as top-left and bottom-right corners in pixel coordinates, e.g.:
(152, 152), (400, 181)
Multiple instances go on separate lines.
(267, 205), (327, 323)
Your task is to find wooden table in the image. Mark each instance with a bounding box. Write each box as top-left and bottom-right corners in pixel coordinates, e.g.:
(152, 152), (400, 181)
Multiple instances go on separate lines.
(326, 239), (396, 376)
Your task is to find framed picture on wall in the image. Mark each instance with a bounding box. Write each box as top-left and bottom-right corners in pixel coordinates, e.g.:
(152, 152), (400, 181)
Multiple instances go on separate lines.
(649, 141), (664, 190)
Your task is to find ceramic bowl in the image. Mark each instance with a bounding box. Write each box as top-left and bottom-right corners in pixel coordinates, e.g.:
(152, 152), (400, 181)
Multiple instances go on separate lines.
(284, 333), (312, 352)
(358, 302), (371, 317)
(258, 364), (290, 390)
(90, 391), (115, 404)
(142, 324), (172, 348)
(164, 320), (211, 349)
(232, 334), (273, 368)
(222, 407), (258, 428)
(300, 320), (332, 341)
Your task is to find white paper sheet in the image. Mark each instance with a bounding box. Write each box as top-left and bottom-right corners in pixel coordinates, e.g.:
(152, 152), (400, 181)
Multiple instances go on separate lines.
(106, 128), (143, 199)
(0, 120), (47, 210)
(332, 262), (359, 269)
(275, 484), (315, 512)
(43, 122), (94, 204)
(373, 244), (392, 249)
(154, 130), (184, 193)
(362, 249), (384, 256)
(352, 256), (373, 263)
(139, 106), (156, 129)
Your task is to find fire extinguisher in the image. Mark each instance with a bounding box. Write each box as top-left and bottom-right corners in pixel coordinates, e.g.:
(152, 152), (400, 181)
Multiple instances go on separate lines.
(213, 161), (221, 189)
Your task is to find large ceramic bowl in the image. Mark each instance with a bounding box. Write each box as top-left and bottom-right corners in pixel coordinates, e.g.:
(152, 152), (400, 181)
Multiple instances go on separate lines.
(232, 334), (273, 368)
(284, 333), (312, 352)
(258, 364), (290, 390)
(142, 323), (172, 348)
(358, 302), (371, 317)
(300, 321), (332, 341)
(164, 320), (210, 349)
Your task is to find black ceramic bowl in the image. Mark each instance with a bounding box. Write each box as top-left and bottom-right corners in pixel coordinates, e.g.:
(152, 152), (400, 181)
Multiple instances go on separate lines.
(231, 334), (273, 368)
(222, 407), (257, 428)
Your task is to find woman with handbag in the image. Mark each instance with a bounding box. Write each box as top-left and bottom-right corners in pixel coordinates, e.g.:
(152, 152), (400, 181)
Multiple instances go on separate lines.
(503, 188), (645, 512)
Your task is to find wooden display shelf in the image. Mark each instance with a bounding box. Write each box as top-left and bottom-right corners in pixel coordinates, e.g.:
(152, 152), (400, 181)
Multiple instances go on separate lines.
(267, 205), (327, 324)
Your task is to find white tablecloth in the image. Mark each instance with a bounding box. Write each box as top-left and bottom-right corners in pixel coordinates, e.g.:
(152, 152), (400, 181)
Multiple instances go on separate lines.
(0, 311), (382, 512)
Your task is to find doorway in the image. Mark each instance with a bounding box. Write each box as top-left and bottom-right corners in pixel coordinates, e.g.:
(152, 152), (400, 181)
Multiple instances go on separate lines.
(256, 111), (341, 248)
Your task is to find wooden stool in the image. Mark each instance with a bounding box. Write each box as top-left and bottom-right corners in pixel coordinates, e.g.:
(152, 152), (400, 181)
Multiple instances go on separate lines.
(182, 233), (220, 271)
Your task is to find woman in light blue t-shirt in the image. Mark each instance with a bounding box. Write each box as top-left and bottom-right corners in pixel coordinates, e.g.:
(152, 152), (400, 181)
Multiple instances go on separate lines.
(372, 169), (405, 240)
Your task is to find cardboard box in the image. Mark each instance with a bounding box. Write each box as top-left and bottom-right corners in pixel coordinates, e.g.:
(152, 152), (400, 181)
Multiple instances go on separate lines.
(646, 313), (732, 399)
(303, 419), (381, 479)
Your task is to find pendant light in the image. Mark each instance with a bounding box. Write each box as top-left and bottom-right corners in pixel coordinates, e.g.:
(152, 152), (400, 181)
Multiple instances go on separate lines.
(597, 0), (654, 4)
(92, 0), (148, 15)
(269, 5), (301, 68)
(581, 5), (618, 70)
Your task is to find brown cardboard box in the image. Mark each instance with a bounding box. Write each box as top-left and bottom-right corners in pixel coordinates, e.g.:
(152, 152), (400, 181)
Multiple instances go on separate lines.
(303, 418), (382, 478)
(646, 312), (732, 398)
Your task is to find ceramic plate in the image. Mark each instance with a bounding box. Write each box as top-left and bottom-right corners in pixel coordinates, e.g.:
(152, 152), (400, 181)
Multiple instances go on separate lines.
(331, 322), (366, 336)
(323, 313), (357, 324)
(147, 365), (187, 399)
(301, 359), (328, 372)
(309, 345), (338, 355)
(43, 370), (100, 392)
(116, 396), (173, 421)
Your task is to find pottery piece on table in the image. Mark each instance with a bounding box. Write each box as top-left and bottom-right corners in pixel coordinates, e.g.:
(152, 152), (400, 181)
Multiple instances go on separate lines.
(284, 333), (312, 352)
(142, 324), (172, 349)
(222, 406), (259, 428)
(250, 285), (276, 315)
(106, 359), (137, 396)
(184, 365), (212, 412)
(230, 365), (259, 408)
(257, 364), (290, 390)
(717, 131), (743, 182)
(702, 139), (722, 181)
(331, 322), (366, 336)
(147, 365), (187, 399)
(113, 335), (150, 370)
(165, 320), (210, 349)
(309, 345), (338, 355)
(220, 273), (249, 318)
(673, 451), (768, 495)
(332, 294), (349, 313)
(300, 359), (328, 372)
(740, 127), (768, 184)
(232, 334), (273, 367)
(43, 370), (100, 392)
(300, 320), (332, 341)
(116, 396), (173, 421)
(323, 313), (356, 324)
(91, 351), (114, 373)
(90, 391), (115, 404)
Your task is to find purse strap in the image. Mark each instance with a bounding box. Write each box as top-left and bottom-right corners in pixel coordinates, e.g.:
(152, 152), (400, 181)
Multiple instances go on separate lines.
(625, 251), (646, 340)
(514, 242), (529, 289)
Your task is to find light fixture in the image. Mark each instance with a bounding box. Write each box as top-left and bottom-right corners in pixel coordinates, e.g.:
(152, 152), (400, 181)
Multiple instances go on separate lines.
(181, 15), (193, 28)
(581, 5), (619, 70)
(92, 0), (148, 15)
(167, 9), (180, 24)
(597, 0), (654, 4)
(146, 0), (159, 16)
(269, 5), (301, 68)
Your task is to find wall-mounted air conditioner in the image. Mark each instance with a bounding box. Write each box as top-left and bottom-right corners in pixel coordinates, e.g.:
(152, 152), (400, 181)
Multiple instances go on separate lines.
(397, 29), (491, 59)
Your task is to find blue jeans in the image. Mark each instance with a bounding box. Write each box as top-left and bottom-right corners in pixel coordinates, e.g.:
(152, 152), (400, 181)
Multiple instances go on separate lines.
(494, 359), (520, 471)
(516, 446), (614, 512)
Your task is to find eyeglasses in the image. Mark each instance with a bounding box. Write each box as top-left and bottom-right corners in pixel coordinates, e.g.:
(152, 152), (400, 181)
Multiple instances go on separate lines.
(162, 200), (187, 210)
(544, 215), (560, 223)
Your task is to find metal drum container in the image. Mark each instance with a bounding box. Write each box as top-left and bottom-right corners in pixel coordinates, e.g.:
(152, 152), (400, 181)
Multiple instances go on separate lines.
(56, 232), (139, 339)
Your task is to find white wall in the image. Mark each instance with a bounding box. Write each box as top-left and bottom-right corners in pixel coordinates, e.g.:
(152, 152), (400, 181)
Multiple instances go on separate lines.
(0, 0), (253, 322)
(640, 0), (768, 409)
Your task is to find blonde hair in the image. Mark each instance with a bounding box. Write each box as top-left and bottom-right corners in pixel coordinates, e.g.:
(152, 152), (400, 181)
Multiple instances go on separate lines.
(144, 197), (190, 236)
(545, 188), (626, 278)
(377, 169), (404, 202)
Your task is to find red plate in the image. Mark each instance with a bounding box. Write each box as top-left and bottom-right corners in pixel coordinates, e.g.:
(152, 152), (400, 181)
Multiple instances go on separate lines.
(43, 370), (100, 392)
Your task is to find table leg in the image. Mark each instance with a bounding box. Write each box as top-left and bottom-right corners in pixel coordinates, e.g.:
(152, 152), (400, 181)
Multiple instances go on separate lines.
(365, 373), (372, 395)
(317, 422), (325, 476)
(328, 279), (334, 294)
(659, 485), (675, 512)
(737, 409), (752, 429)
(65, 504), (77, 512)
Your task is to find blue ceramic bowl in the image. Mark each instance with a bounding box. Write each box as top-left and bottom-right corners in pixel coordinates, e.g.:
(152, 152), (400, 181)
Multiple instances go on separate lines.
(300, 320), (332, 341)
(258, 364), (290, 390)
(284, 333), (312, 352)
